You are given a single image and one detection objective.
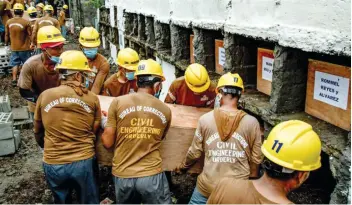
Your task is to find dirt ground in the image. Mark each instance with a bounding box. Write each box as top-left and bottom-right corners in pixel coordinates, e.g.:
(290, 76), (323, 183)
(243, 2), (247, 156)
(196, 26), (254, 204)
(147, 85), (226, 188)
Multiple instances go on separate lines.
(0, 37), (332, 204)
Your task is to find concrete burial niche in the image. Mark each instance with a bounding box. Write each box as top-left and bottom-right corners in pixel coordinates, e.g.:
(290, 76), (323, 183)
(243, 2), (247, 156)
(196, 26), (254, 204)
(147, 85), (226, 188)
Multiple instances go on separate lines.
(170, 24), (192, 68)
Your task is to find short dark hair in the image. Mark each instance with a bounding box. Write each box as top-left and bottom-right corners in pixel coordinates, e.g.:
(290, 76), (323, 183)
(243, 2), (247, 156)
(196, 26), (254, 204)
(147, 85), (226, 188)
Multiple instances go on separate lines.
(262, 158), (298, 180)
(137, 75), (162, 88)
(219, 86), (242, 99)
(14, 10), (23, 15)
(29, 13), (37, 18)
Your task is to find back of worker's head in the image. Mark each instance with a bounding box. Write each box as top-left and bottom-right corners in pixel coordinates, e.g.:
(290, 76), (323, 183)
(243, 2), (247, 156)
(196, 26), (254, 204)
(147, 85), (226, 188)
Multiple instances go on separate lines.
(116, 48), (140, 81)
(185, 63), (210, 94)
(13, 3), (24, 16)
(216, 72), (244, 106)
(261, 120), (322, 191)
(135, 59), (165, 98)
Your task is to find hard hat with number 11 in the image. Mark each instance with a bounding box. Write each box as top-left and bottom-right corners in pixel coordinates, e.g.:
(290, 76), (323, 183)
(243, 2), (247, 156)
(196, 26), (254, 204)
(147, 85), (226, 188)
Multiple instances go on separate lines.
(262, 120), (322, 171)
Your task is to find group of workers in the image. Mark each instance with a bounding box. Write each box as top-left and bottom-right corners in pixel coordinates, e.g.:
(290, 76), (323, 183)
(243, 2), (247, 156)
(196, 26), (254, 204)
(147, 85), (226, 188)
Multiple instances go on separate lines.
(4, 8), (323, 203)
(2, 1), (68, 86)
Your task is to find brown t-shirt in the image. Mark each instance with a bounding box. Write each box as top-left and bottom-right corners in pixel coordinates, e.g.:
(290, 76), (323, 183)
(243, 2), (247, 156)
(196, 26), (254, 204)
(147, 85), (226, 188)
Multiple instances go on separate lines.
(34, 81), (101, 164)
(87, 53), (110, 95)
(106, 92), (172, 178)
(5, 17), (31, 51)
(165, 76), (216, 108)
(58, 10), (65, 26)
(29, 18), (37, 31)
(181, 109), (263, 197)
(32, 16), (61, 45)
(102, 71), (137, 97)
(207, 178), (277, 204)
(18, 54), (60, 112)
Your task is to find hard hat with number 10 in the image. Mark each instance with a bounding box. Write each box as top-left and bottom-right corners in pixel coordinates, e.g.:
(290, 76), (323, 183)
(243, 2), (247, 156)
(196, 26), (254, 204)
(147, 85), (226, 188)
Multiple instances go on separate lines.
(55, 51), (91, 72)
(262, 120), (322, 171)
(135, 59), (165, 81)
(79, 27), (101, 48)
(116, 48), (140, 71)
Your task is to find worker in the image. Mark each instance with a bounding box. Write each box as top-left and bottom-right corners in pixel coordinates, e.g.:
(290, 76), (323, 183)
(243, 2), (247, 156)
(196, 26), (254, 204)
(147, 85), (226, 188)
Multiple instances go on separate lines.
(31, 5), (60, 49)
(0, 0), (13, 44)
(18, 25), (65, 118)
(101, 59), (172, 204)
(9, 0), (24, 8)
(27, 6), (37, 30)
(175, 72), (263, 204)
(35, 2), (44, 18)
(165, 63), (216, 107)
(34, 50), (101, 204)
(207, 120), (322, 204)
(78, 27), (110, 94)
(102, 48), (139, 97)
(5, 3), (31, 87)
(58, 4), (68, 38)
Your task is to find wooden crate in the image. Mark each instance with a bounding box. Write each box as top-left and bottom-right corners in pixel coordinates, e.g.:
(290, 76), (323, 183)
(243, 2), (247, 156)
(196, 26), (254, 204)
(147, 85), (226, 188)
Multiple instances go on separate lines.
(96, 95), (210, 173)
(190, 35), (195, 63)
(215, 39), (225, 74)
(257, 48), (274, 95)
(305, 60), (351, 131)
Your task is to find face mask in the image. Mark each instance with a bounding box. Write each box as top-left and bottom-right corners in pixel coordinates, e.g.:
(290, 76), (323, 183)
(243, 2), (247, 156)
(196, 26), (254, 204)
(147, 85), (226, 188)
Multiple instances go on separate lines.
(214, 93), (222, 108)
(154, 89), (161, 99)
(125, 72), (135, 81)
(45, 50), (60, 64)
(83, 48), (98, 59)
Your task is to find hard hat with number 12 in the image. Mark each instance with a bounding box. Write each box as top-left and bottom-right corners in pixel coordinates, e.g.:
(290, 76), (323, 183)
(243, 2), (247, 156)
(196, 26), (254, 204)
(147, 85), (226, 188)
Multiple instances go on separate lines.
(216, 72), (244, 93)
(185, 63), (210, 93)
(262, 120), (322, 171)
(55, 50), (91, 72)
(116, 48), (140, 71)
(135, 59), (165, 81)
(79, 27), (101, 47)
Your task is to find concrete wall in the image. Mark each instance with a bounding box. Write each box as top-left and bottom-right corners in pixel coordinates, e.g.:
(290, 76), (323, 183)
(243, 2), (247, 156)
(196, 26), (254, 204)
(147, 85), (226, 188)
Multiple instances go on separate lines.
(103, 0), (350, 56)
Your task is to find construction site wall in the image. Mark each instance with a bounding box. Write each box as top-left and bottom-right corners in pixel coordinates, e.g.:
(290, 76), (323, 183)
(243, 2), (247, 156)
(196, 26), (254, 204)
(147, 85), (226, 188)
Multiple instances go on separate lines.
(98, 0), (351, 203)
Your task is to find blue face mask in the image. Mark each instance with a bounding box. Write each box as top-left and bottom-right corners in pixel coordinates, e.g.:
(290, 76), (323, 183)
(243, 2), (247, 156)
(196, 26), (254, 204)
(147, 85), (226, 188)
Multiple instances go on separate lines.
(125, 72), (135, 81)
(154, 88), (162, 99)
(83, 48), (98, 59)
(50, 56), (60, 64)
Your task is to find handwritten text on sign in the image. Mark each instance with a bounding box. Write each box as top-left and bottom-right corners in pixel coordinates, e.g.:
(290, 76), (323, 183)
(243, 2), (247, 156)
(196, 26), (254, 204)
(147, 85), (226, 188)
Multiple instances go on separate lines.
(313, 71), (350, 110)
(218, 47), (225, 66)
(262, 56), (274, 82)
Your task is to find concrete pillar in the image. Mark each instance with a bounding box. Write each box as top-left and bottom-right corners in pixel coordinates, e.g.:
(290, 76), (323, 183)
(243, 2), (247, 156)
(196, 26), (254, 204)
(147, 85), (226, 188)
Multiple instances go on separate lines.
(224, 33), (257, 84)
(145, 17), (155, 46)
(154, 21), (171, 52)
(170, 24), (191, 62)
(193, 28), (215, 72)
(132, 14), (138, 37)
(270, 45), (308, 113)
(124, 12), (134, 36)
(138, 15), (146, 41)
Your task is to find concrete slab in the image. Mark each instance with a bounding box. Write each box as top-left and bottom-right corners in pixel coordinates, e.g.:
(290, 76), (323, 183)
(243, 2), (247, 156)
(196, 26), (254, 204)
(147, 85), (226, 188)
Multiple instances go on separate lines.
(0, 112), (13, 140)
(12, 107), (29, 120)
(0, 95), (11, 112)
(0, 137), (16, 156)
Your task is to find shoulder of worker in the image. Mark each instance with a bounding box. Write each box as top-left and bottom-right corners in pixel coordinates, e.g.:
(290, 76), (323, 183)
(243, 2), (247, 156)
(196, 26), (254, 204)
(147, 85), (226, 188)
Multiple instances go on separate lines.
(240, 113), (260, 126)
(198, 110), (214, 124)
(21, 54), (41, 71)
(104, 73), (117, 85)
(169, 76), (186, 89)
(209, 178), (251, 202)
(92, 53), (109, 67)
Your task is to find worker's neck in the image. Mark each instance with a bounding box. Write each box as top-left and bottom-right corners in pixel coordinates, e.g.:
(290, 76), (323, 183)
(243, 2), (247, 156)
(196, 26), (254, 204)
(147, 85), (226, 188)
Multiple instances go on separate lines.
(42, 54), (56, 71)
(220, 99), (238, 111)
(254, 173), (291, 203)
(137, 88), (153, 95)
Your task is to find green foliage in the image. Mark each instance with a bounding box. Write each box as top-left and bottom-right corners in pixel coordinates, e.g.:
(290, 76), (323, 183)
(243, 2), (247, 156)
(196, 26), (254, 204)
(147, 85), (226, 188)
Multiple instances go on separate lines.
(86, 0), (103, 9)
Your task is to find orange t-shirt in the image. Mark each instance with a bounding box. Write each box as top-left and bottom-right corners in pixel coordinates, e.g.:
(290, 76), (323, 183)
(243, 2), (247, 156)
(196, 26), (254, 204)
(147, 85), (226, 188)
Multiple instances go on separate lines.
(106, 92), (172, 178)
(34, 81), (101, 164)
(58, 10), (65, 26)
(102, 71), (137, 97)
(181, 109), (263, 197)
(5, 17), (31, 51)
(32, 16), (61, 45)
(207, 178), (278, 204)
(86, 53), (110, 94)
(165, 76), (216, 108)
(18, 54), (60, 112)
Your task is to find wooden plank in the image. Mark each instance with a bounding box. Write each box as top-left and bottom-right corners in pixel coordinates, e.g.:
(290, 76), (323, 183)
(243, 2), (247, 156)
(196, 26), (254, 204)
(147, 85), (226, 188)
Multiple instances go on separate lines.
(190, 35), (195, 64)
(96, 95), (210, 173)
(215, 39), (225, 75)
(305, 59), (351, 131)
(257, 48), (274, 96)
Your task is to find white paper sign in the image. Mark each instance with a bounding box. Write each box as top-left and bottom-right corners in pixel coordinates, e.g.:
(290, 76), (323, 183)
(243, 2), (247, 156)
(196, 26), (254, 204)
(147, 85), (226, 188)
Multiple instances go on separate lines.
(262, 56), (274, 82)
(218, 47), (225, 66)
(313, 71), (350, 110)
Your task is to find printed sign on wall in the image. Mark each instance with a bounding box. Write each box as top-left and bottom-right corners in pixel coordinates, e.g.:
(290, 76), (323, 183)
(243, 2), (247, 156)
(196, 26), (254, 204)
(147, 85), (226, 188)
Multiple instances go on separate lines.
(313, 71), (349, 110)
(215, 40), (225, 74)
(262, 56), (274, 82)
(218, 47), (225, 67)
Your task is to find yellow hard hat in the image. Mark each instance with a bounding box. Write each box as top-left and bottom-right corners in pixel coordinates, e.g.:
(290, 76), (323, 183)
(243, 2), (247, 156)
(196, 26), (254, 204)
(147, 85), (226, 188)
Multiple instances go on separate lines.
(55, 50), (91, 72)
(43, 5), (54, 11)
(185, 63), (210, 93)
(37, 26), (66, 44)
(116, 48), (140, 71)
(36, 3), (44, 8)
(135, 59), (165, 81)
(27, 6), (37, 14)
(262, 120), (322, 172)
(63, 4), (68, 9)
(216, 72), (244, 93)
(79, 27), (100, 47)
(13, 3), (24, 10)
